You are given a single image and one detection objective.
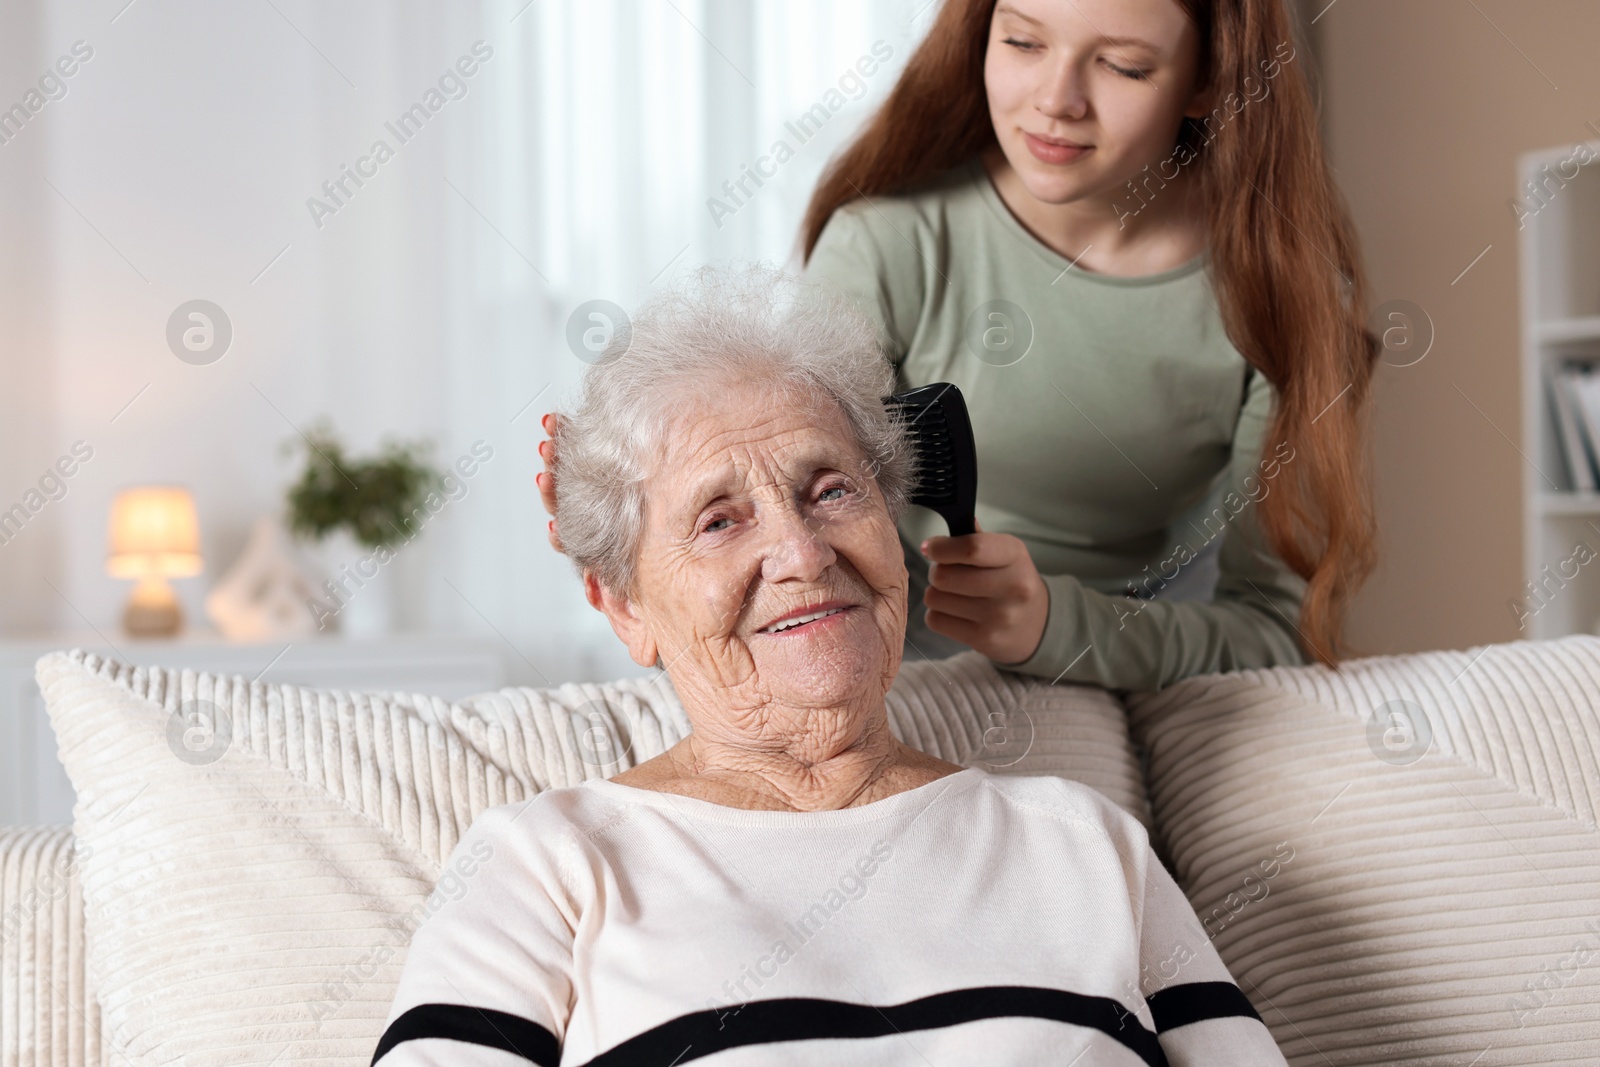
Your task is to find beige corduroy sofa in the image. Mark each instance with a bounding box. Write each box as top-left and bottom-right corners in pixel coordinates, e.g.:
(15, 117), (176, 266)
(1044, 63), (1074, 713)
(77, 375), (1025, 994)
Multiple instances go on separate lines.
(5, 636), (1600, 1066)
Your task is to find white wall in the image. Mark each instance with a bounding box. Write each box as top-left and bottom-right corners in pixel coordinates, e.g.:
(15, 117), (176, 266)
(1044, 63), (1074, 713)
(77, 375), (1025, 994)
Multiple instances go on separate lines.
(1317, 0), (1600, 656)
(0, 0), (59, 635)
(0, 0), (923, 685)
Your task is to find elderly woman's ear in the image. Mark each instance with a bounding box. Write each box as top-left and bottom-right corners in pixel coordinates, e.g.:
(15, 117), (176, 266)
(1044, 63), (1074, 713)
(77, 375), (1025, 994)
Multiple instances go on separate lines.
(583, 570), (658, 667)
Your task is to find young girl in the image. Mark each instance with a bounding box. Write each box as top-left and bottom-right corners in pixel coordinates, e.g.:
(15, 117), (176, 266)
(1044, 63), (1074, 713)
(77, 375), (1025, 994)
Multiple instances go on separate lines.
(541, 0), (1378, 693)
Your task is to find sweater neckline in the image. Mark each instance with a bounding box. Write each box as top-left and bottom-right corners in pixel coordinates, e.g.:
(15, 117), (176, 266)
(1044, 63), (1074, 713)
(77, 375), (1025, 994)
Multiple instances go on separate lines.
(581, 765), (988, 827)
(965, 155), (1208, 287)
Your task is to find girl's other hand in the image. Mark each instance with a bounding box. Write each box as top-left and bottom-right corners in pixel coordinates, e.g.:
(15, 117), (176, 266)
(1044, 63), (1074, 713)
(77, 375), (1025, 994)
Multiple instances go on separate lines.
(920, 519), (1048, 665)
(538, 413), (565, 554)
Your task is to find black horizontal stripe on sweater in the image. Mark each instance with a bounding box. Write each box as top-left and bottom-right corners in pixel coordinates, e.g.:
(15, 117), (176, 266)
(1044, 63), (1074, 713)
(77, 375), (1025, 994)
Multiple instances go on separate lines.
(573, 985), (1165, 1067)
(371, 1003), (560, 1066)
(1147, 980), (1263, 1031)
(373, 981), (1261, 1065)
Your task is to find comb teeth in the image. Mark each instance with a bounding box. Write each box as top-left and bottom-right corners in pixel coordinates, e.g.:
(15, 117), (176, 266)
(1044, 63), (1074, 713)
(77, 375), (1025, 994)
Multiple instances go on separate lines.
(888, 402), (957, 504)
(883, 382), (978, 537)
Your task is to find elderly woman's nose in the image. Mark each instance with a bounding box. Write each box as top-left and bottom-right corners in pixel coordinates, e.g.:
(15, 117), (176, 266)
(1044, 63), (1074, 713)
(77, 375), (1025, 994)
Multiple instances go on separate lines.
(758, 505), (837, 582)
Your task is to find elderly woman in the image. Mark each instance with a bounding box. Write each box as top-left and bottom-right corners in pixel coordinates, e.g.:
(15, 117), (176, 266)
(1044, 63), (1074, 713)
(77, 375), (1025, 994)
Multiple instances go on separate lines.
(373, 265), (1286, 1066)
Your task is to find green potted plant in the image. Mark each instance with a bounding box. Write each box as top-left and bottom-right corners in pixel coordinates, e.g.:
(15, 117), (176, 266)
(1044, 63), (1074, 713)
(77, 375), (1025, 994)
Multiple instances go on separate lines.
(281, 421), (445, 635)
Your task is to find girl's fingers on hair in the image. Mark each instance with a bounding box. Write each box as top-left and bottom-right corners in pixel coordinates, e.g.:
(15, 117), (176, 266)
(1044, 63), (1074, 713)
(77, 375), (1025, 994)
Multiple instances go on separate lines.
(536, 471), (558, 517)
(539, 415), (563, 464)
(538, 417), (562, 507)
(540, 413), (566, 554)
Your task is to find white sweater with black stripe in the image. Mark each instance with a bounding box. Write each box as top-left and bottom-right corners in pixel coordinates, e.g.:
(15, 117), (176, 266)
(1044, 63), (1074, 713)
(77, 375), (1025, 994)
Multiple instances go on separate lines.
(373, 766), (1288, 1066)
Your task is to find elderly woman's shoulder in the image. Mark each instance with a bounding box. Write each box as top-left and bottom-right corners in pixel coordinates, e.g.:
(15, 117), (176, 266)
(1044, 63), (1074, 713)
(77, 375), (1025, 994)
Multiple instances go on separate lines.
(450, 782), (631, 858)
(974, 771), (1150, 847)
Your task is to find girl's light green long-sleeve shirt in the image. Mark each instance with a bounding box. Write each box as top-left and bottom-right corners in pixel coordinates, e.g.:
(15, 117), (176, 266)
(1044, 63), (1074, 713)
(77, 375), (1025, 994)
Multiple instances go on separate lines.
(803, 156), (1308, 694)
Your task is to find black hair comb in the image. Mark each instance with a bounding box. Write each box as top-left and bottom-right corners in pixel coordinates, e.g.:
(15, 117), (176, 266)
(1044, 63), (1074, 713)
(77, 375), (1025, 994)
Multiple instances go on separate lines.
(883, 382), (978, 537)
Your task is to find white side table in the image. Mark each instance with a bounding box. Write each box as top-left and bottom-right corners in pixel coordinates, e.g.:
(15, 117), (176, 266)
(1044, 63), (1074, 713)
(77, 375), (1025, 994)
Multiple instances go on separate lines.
(0, 631), (505, 826)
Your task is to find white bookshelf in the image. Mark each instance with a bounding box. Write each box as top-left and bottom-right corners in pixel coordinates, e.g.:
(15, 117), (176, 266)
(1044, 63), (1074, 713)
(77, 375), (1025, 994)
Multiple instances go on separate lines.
(1520, 139), (1600, 638)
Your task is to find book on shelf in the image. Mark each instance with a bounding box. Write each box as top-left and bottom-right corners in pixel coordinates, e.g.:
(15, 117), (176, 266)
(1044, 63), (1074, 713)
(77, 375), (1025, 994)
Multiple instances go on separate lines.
(1551, 360), (1600, 492)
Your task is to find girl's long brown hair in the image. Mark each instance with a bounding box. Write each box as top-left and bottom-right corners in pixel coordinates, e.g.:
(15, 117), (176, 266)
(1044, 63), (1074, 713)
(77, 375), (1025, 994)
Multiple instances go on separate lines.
(800, 0), (1378, 668)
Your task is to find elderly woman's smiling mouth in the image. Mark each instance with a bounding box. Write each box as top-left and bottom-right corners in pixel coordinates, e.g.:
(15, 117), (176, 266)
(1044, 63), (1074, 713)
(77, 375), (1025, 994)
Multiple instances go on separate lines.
(755, 603), (853, 635)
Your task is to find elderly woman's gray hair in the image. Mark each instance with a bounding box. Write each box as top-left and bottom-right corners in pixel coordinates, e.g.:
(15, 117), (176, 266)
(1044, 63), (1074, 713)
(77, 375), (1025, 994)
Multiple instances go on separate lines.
(555, 263), (918, 595)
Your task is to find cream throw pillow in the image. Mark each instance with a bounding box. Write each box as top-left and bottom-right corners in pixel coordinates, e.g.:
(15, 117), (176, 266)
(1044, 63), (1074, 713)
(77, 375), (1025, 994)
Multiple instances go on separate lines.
(35, 647), (1145, 1064)
(0, 826), (103, 1067)
(1126, 634), (1600, 1067)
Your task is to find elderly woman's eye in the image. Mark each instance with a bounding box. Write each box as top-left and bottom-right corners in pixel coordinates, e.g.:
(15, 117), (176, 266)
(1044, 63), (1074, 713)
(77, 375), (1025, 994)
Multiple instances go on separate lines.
(818, 485), (850, 503)
(702, 516), (734, 533)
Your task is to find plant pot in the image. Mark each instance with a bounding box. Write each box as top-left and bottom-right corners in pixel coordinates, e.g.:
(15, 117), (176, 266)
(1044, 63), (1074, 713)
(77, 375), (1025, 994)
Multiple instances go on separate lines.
(305, 529), (397, 638)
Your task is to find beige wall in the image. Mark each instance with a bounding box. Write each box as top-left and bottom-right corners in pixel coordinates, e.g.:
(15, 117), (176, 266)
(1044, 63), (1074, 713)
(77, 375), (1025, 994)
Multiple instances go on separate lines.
(1305, 0), (1598, 655)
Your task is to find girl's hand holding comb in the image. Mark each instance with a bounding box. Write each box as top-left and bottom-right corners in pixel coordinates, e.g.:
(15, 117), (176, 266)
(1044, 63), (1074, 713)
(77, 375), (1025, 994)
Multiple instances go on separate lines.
(920, 519), (1049, 666)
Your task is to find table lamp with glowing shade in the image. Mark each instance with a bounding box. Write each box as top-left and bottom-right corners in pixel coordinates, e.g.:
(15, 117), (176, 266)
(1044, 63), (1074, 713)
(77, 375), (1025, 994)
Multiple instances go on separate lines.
(106, 486), (203, 637)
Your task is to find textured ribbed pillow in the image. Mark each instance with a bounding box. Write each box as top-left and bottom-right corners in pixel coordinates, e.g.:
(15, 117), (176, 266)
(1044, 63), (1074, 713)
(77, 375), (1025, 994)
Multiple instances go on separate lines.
(34, 647), (1145, 1065)
(1126, 634), (1600, 1067)
(0, 827), (102, 1067)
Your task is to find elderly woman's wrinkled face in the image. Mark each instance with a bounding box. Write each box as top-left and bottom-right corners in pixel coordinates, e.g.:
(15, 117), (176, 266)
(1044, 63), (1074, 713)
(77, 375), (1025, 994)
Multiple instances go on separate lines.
(598, 379), (907, 715)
